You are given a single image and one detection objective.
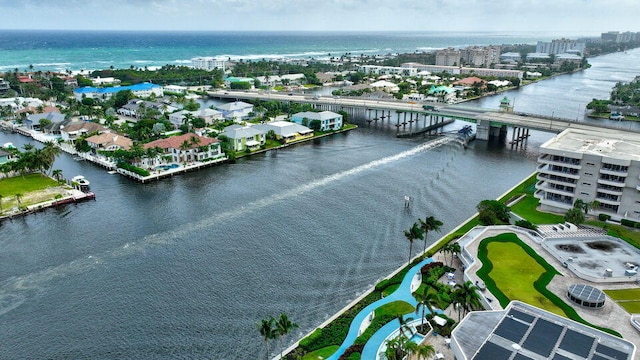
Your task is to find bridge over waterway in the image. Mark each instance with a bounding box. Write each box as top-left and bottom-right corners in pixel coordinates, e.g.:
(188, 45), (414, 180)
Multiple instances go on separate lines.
(208, 90), (640, 142)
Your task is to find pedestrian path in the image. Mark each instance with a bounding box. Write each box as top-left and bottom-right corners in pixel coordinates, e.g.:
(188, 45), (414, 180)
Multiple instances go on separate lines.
(327, 258), (433, 360)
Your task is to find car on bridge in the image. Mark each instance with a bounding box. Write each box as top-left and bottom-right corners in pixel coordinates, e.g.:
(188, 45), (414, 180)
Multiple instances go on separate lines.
(423, 104), (440, 111)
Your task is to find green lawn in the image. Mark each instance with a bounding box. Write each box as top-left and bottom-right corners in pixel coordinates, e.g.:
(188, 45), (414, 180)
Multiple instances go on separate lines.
(482, 236), (565, 315)
(302, 345), (339, 360)
(604, 288), (640, 301)
(0, 173), (58, 197)
(374, 300), (415, 318)
(511, 195), (565, 224)
(604, 289), (640, 313)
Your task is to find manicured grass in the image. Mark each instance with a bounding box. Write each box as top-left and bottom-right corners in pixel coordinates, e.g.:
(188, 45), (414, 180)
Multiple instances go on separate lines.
(302, 345), (339, 360)
(374, 301), (415, 318)
(481, 235), (565, 315)
(586, 220), (640, 250)
(382, 283), (400, 297)
(477, 233), (621, 337)
(0, 173), (58, 197)
(616, 301), (640, 313)
(511, 195), (565, 224)
(604, 288), (640, 301)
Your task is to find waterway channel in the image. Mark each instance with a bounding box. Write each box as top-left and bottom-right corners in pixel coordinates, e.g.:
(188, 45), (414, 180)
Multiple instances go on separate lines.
(1, 49), (639, 359)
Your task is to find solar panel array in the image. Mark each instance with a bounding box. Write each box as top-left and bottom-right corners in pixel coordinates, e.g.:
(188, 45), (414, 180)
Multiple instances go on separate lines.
(568, 284), (605, 303)
(471, 306), (633, 360)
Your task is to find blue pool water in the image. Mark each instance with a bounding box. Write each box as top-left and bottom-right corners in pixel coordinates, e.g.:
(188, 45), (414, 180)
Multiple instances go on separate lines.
(156, 164), (180, 171)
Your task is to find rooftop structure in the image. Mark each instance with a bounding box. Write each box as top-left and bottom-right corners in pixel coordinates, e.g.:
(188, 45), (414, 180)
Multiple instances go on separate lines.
(451, 301), (636, 360)
(535, 127), (640, 221)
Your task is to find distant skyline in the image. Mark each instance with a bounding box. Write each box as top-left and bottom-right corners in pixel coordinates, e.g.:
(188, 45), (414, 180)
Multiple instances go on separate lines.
(0, 0), (638, 34)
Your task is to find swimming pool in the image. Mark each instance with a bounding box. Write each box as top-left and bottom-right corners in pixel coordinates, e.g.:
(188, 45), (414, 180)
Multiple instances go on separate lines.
(155, 164), (180, 171)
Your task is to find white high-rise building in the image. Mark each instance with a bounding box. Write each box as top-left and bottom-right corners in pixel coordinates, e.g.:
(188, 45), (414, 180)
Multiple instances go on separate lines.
(535, 127), (640, 221)
(191, 57), (227, 71)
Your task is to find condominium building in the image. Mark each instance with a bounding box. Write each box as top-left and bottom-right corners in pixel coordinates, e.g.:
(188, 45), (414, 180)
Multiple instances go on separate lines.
(191, 57), (227, 71)
(435, 48), (461, 66)
(436, 46), (501, 67)
(401, 63), (523, 79)
(536, 39), (586, 55)
(535, 128), (640, 221)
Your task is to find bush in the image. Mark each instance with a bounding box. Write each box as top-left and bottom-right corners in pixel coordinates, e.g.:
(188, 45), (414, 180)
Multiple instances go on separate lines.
(621, 219), (638, 228)
(117, 162), (150, 177)
(339, 344), (364, 359)
(599, 214), (611, 221)
(515, 219), (537, 230)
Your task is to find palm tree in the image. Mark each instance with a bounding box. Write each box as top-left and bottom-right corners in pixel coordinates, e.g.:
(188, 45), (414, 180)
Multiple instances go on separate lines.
(404, 223), (425, 264)
(276, 313), (298, 359)
(257, 316), (276, 360)
(453, 281), (481, 321)
(413, 343), (436, 360)
(415, 288), (440, 332)
(179, 140), (192, 163)
(15, 193), (23, 209)
(419, 216), (443, 255)
(41, 141), (61, 175)
(448, 242), (461, 266)
(52, 169), (63, 182)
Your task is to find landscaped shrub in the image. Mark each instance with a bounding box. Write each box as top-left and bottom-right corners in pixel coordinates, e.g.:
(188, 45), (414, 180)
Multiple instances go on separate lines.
(339, 344), (364, 359)
(515, 219), (537, 230)
(598, 213), (611, 221)
(117, 162), (150, 177)
(353, 314), (395, 345)
(620, 219), (638, 228)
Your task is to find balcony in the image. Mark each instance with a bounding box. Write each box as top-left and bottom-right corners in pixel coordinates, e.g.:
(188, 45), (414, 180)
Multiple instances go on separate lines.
(599, 168), (628, 177)
(537, 183), (575, 197)
(596, 186), (623, 196)
(537, 154), (582, 170)
(597, 178), (626, 187)
(537, 164), (580, 180)
(537, 172), (577, 185)
(596, 196), (621, 206)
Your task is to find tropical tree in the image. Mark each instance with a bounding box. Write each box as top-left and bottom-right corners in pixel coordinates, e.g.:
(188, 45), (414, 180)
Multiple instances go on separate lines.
(52, 169), (63, 182)
(41, 141), (62, 174)
(476, 199), (510, 225)
(453, 281), (481, 321)
(415, 288), (440, 331)
(419, 216), (443, 255)
(179, 140), (192, 163)
(565, 207), (585, 225)
(412, 343), (436, 360)
(15, 193), (23, 209)
(403, 222), (425, 264)
(275, 313), (298, 359)
(257, 316), (276, 360)
(447, 242), (461, 266)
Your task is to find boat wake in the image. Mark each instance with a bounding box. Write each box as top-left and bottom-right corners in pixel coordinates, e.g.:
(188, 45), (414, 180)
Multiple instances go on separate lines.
(0, 136), (455, 316)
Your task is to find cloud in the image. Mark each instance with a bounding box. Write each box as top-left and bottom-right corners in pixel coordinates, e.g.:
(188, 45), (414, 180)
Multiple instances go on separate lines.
(0, 0), (637, 33)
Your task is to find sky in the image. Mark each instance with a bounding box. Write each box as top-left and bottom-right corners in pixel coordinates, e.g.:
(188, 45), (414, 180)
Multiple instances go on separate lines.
(0, 0), (638, 34)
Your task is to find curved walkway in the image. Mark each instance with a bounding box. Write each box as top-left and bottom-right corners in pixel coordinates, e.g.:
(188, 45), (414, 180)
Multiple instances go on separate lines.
(328, 257), (433, 360)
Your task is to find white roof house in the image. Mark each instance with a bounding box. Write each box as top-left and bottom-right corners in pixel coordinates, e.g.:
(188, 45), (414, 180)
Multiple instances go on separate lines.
(369, 80), (400, 92)
(290, 111), (343, 131)
(217, 101), (254, 121)
(219, 124), (266, 151)
(253, 121), (313, 142)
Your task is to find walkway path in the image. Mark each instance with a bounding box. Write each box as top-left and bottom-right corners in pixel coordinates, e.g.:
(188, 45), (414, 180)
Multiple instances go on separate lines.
(327, 258), (433, 360)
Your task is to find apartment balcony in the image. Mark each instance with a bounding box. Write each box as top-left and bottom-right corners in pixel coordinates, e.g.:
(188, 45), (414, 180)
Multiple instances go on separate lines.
(539, 197), (573, 211)
(596, 187), (624, 196)
(536, 173), (577, 185)
(537, 183), (575, 197)
(599, 168), (628, 177)
(597, 178), (626, 188)
(537, 154), (582, 170)
(595, 196), (621, 206)
(537, 164), (580, 180)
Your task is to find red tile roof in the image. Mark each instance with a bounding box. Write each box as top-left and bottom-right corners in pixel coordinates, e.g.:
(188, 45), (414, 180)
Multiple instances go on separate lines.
(143, 133), (219, 150)
(453, 77), (486, 86)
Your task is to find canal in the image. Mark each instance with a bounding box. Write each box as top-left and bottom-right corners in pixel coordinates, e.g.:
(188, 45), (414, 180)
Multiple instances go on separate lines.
(1, 49), (639, 359)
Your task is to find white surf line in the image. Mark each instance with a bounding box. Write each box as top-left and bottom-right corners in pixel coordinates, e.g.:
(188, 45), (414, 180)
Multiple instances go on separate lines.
(0, 136), (455, 316)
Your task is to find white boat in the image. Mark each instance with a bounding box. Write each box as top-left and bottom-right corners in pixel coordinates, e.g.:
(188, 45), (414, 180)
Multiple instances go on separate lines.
(71, 175), (91, 192)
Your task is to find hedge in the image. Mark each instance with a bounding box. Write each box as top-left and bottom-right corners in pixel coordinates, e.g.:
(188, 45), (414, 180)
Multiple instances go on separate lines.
(476, 233), (621, 337)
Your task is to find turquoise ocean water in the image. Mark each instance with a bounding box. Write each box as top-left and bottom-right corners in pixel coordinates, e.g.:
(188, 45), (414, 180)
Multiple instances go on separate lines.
(0, 30), (591, 73)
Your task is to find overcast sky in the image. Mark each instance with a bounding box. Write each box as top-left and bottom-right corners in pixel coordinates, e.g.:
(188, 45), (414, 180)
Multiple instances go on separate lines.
(0, 0), (638, 34)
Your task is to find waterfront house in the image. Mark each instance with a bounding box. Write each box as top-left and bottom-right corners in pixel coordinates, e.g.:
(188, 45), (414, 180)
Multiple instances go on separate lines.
(24, 112), (67, 131)
(168, 108), (224, 129)
(219, 125), (266, 152)
(0, 148), (15, 164)
(369, 80), (400, 93)
(60, 121), (108, 143)
(290, 111), (343, 131)
(253, 121), (313, 143)
(73, 83), (164, 101)
(85, 133), (133, 153)
(142, 133), (222, 166)
(217, 101), (254, 121)
(117, 99), (176, 119)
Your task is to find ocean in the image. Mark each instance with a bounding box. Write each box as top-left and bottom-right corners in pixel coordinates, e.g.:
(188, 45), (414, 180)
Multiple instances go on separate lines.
(0, 30), (589, 73)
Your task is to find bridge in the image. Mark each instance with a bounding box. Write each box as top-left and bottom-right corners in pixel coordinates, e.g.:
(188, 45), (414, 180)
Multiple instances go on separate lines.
(208, 90), (640, 144)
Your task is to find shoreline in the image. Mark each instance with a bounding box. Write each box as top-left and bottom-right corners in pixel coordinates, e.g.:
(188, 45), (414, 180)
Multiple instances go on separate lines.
(275, 171), (535, 359)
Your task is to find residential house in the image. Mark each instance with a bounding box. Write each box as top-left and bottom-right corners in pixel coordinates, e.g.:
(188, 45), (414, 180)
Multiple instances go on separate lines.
(73, 83), (164, 101)
(85, 133), (133, 154)
(0, 78), (10, 95)
(453, 77), (486, 87)
(369, 80), (400, 93)
(142, 133), (222, 166)
(163, 85), (188, 94)
(60, 121), (108, 143)
(219, 125), (266, 152)
(217, 101), (254, 121)
(0, 148), (15, 164)
(290, 111), (343, 131)
(24, 112), (67, 131)
(253, 121), (313, 143)
(427, 85), (456, 103)
(168, 108), (224, 129)
(117, 99), (176, 119)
